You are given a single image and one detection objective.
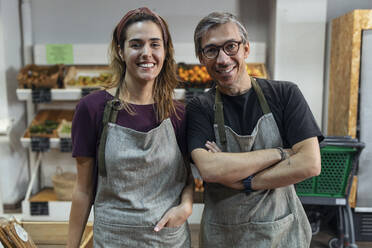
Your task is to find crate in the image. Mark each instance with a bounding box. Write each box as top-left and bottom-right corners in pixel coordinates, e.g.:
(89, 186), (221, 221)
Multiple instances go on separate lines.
(17, 64), (64, 89)
(21, 221), (93, 247)
(296, 146), (357, 197)
(63, 65), (112, 89)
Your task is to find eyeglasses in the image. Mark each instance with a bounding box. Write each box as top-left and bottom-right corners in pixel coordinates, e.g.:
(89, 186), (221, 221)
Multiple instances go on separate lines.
(201, 40), (242, 59)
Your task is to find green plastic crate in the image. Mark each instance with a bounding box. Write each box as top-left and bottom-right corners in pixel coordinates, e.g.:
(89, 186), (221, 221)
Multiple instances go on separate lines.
(296, 146), (357, 197)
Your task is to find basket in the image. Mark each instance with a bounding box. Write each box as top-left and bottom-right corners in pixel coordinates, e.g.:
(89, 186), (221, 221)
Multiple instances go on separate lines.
(17, 64), (64, 89)
(296, 146), (357, 197)
(63, 65), (112, 88)
(0, 217), (37, 248)
(52, 167), (76, 201)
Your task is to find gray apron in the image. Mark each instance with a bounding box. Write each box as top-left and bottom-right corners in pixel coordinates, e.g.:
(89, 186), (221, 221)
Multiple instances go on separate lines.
(93, 89), (191, 247)
(200, 78), (312, 247)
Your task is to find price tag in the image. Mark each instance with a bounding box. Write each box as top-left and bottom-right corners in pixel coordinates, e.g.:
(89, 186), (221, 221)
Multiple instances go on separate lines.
(13, 223), (29, 242)
(60, 138), (72, 152)
(31, 137), (50, 152)
(30, 202), (49, 216)
(81, 87), (100, 97)
(335, 198), (346, 205)
(46, 44), (73, 64)
(32, 88), (52, 103)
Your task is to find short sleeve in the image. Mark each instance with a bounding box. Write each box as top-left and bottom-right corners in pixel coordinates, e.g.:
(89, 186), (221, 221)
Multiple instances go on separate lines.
(282, 84), (323, 146)
(71, 99), (98, 157)
(171, 102), (187, 157)
(186, 97), (215, 154)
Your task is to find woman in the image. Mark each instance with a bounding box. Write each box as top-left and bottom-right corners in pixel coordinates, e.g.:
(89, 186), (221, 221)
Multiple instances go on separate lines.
(67, 7), (193, 247)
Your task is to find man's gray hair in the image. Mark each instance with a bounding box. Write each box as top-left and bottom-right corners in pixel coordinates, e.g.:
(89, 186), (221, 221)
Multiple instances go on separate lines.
(194, 12), (248, 58)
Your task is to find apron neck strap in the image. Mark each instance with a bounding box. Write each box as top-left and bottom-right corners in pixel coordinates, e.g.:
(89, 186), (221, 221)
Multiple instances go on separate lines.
(251, 77), (271, 115)
(213, 77), (271, 152)
(97, 81), (123, 177)
(214, 88), (227, 152)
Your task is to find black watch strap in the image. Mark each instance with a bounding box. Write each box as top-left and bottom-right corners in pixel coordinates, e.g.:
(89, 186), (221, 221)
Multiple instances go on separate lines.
(243, 175), (255, 194)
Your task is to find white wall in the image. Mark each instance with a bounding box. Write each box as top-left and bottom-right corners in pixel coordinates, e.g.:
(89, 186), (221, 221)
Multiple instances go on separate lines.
(30, 0), (238, 45)
(273, 0), (327, 127)
(0, 1), (8, 118)
(0, 0), (29, 205)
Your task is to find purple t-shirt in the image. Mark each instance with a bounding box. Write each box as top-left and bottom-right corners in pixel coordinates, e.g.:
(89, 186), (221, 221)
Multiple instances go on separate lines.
(71, 90), (187, 159)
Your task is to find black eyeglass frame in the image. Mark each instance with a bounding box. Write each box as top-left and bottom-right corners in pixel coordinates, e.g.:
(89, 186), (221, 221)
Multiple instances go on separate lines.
(201, 40), (243, 59)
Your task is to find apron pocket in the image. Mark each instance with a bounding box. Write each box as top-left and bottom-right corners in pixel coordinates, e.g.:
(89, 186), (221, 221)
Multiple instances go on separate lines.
(203, 213), (295, 248)
(161, 223), (185, 235)
(94, 221), (190, 248)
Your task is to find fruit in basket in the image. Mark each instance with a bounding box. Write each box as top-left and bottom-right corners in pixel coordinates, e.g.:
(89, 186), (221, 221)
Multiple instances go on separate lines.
(246, 64), (264, 77)
(178, 65), (212, 83)
(66, 72), (112, 87)
(17, 64), (62, 89)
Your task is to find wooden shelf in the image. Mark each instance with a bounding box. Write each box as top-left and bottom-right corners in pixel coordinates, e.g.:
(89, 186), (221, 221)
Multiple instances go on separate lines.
(29, 188), (58, 202)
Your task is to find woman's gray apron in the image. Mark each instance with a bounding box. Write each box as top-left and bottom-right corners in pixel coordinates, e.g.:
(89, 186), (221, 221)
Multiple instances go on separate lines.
(93, 89), (191, 247)
(200, 78), (312, 247)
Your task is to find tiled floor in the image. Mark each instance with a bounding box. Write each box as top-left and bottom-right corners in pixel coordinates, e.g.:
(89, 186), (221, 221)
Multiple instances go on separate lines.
(189, 224), (372, 248)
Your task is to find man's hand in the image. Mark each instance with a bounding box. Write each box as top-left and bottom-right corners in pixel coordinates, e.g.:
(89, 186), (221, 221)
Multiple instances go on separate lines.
(154, 203), (192, 231)
(205, 141), (244, 190)
(205, 141), (221, 153)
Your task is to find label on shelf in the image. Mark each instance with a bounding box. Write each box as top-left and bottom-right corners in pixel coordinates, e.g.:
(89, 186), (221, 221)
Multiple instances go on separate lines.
(31, 88), (52, 103)
(60, 138), (72, 152)
(13, 223), (29, 242)
(31, 137), (50, 152)
(30, 202), (49, 216)
(46, 44), (73, 64)
(81, 87), (100, 97)
(335, 198), (346, 205)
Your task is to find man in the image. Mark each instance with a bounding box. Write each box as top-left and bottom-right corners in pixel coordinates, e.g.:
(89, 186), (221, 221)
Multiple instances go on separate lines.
(187, 12), (323, 247)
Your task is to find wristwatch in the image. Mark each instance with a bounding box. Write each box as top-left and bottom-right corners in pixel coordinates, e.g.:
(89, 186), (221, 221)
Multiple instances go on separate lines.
(243, 175), (255, 194)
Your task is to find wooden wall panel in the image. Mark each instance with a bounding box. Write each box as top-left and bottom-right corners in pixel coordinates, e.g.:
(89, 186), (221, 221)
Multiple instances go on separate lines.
(328, 10), (372, 138)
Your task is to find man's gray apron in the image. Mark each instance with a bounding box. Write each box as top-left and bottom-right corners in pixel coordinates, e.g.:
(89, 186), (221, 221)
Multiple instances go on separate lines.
(200, 78), (312, 247)
(93, 88), (191, 247)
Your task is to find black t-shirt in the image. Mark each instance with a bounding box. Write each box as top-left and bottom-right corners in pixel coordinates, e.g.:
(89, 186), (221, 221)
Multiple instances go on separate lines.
(186, 78), (324, 153)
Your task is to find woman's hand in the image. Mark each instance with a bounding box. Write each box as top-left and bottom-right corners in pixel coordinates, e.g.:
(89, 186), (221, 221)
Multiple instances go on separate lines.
(154, 203), (192, 231)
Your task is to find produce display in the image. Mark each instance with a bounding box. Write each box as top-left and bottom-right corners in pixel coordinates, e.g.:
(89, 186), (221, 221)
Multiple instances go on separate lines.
(246, 63), (267, 78)
(177, 63), (268, 88)
(64, 66), (112, 88)
(177, 64), (212, 85)
(65, 72), (112, 87)
(24, 110), (74, 138)
(29, 120), (59, 135)
(57, 120), (72, 138)
(17, 64), (64, 89)
(17, 63), (267, 90)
